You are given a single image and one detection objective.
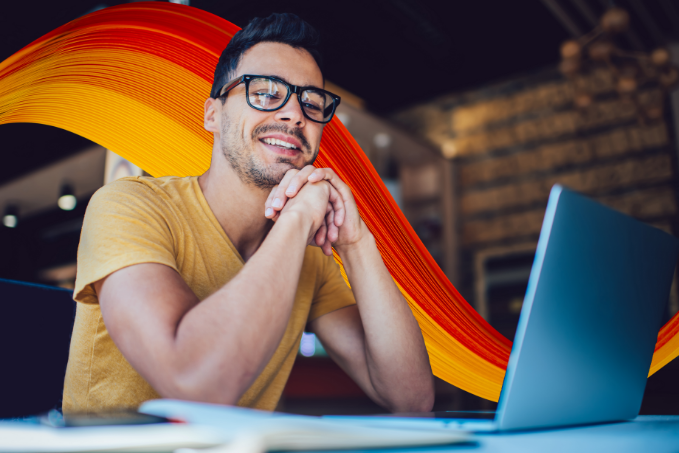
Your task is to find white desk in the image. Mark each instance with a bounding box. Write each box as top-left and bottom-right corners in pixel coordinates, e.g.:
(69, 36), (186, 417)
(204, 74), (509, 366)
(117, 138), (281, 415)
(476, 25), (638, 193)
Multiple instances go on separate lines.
(315, 416), (679, 453)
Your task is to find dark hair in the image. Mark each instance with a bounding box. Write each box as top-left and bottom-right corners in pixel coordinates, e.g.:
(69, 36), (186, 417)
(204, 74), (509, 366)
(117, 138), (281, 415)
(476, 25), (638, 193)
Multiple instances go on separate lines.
(210, 13), (323, 99)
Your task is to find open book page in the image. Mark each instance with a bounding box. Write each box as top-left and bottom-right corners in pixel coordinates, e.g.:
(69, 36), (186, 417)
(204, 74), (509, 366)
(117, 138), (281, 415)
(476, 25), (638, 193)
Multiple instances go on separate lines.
(140, 399), (470, 450)
(0, 422), (224, 452)
(0, 400), (469, 452)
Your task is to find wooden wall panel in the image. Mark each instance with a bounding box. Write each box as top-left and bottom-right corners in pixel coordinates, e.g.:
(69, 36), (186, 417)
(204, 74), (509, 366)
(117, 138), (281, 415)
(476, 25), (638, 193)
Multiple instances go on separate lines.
(451, 69), (615, 134)
(462, 210), (545, 245)
(462, 185), (678, 245)
(461, 154), (674, 216)
(445, 97), (648, 159)
(459, 123), (668, 187)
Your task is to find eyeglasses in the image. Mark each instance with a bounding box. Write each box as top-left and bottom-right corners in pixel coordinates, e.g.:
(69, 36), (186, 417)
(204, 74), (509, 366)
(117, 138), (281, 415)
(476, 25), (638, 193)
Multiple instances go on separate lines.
(216, 74), (341, 124)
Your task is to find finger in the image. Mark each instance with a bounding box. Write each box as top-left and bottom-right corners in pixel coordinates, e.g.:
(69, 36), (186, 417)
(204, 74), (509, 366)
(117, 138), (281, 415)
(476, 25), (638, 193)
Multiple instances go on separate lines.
(309, 168), (355, 209)
(327, 184), (346, 227)
(310, 219), (322, 247)
(265, 185), (278, 218)
(314, 204), (333, 246)
(315, 219), (327, 246)
(271, 169), (299, 212)
(321, 236), (334, 256)
(325, 206), (339, 243)
(307, 168), (324, 183)
(284, 165), (317, 198)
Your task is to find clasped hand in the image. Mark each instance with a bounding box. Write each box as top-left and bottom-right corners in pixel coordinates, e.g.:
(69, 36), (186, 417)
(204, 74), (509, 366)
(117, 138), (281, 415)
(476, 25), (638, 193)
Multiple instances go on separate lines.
(264, 166), (365, 256)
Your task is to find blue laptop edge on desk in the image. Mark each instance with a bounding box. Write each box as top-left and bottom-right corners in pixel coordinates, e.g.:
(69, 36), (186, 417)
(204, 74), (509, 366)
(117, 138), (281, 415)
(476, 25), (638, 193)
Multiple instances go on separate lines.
(327, 184), (679, 432)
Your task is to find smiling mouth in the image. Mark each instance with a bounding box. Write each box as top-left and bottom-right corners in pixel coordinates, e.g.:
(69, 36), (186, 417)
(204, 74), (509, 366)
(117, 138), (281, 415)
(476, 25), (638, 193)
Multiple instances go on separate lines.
(260, 137), (299, 151)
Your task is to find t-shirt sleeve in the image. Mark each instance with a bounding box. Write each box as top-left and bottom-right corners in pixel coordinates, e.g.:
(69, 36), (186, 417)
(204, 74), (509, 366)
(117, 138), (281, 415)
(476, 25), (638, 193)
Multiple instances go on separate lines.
(74, 178), (178, 305)
(308, 252), (357, 322)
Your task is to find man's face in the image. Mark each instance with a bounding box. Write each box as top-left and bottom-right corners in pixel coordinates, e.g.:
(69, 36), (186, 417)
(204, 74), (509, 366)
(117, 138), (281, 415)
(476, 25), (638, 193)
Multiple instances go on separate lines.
(216, 42), (324, 188)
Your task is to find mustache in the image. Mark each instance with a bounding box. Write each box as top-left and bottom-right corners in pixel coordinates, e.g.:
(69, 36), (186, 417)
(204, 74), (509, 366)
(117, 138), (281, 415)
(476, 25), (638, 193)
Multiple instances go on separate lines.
(251, 124), (312, 152)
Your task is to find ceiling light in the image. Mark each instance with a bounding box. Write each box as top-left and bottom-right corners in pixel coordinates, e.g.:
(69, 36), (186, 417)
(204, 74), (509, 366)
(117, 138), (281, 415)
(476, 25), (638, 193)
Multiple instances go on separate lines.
(58, 184), (77, 211)
(3, 205), (18, 228)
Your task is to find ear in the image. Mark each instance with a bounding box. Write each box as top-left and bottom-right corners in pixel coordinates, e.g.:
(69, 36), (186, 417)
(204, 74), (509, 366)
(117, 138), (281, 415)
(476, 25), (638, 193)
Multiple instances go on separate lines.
(204, 97), (220, 134)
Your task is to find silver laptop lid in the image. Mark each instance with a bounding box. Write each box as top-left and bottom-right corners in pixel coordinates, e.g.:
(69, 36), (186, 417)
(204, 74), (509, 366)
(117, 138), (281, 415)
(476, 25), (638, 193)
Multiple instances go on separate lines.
(495, 185), (678, 431)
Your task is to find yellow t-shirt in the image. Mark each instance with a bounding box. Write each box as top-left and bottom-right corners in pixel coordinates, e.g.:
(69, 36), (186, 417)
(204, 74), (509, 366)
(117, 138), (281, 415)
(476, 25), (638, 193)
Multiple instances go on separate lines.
(63, 175), (355, 413)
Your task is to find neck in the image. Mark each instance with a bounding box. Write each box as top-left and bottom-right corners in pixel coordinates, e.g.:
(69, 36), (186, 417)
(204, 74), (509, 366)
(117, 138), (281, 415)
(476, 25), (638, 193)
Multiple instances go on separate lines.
(198, 155), (273, 262)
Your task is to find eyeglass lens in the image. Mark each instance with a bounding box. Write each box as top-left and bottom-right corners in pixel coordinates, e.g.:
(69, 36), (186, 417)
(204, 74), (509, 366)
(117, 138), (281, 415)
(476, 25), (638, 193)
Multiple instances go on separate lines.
(248, 77), (335, 122)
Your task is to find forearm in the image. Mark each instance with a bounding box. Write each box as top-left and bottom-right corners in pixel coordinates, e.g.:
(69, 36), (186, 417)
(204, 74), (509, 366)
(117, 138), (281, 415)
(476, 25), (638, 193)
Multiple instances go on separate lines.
(337, 232), (434, 412)
(163, 211), (311, 402)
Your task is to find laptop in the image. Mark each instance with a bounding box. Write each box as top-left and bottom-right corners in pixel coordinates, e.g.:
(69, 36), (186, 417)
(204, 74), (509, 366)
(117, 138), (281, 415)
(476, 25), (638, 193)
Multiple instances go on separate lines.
(0, 278), (75, 418)
(326, 184), (679, 432)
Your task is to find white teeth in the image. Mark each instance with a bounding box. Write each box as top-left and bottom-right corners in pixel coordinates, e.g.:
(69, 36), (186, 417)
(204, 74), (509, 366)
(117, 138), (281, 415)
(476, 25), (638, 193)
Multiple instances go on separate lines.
(263, 138), (297, 149)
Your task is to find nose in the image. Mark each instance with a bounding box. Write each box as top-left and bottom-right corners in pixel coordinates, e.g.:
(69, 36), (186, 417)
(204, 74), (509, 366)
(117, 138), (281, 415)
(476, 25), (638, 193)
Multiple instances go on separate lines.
(274, 94), (306, 127)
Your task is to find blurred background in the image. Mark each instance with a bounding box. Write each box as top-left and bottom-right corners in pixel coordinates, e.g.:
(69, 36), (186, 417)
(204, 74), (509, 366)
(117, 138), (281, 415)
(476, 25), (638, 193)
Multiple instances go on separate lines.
(1, 0), (678, 415)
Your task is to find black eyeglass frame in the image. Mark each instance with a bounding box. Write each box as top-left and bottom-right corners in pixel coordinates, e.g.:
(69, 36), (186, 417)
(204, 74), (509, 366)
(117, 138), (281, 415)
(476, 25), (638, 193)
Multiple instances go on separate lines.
(216, 74), (342, 124)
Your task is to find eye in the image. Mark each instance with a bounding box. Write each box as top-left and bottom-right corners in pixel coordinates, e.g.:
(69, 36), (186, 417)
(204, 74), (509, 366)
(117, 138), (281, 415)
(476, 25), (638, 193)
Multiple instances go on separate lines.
(301, 92), (324, 112)
(254, 91), (281, 99)
(302, 101), (322, 111)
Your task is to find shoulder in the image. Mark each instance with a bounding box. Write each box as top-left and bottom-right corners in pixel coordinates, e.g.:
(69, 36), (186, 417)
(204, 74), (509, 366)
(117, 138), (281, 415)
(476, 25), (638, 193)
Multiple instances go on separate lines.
(89, 175), (194, 211)
(93, 175), (191, 198)
(84, 176), (199, 236)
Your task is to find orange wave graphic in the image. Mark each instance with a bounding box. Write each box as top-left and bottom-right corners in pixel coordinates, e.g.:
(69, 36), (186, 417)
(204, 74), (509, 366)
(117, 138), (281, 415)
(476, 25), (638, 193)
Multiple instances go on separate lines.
(1, 2), (675, 401)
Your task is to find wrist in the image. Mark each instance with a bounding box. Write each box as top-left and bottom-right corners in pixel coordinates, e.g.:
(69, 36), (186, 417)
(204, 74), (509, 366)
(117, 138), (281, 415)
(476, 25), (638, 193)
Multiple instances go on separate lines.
(277, 209), (315, 240)
(335, 227), (375, 259)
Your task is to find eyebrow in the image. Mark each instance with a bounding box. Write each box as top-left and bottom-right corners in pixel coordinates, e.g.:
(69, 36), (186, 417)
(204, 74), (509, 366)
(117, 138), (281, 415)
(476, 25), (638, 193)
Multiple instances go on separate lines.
(267, 74), (323, 91)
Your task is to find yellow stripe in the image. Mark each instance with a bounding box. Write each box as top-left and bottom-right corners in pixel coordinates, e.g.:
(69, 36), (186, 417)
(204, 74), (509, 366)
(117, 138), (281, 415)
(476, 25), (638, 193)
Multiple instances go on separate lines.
(0, 50), (212, 177)
(649, 334), (679, 377)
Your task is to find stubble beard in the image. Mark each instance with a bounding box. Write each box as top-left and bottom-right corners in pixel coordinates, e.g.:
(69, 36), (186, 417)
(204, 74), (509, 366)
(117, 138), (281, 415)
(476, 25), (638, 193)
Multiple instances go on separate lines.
(220, 111), (318, 189)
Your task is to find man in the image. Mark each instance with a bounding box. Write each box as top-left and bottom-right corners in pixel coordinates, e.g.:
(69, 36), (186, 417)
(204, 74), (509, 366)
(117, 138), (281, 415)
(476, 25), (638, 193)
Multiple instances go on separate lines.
(63, 13), (434, 413)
